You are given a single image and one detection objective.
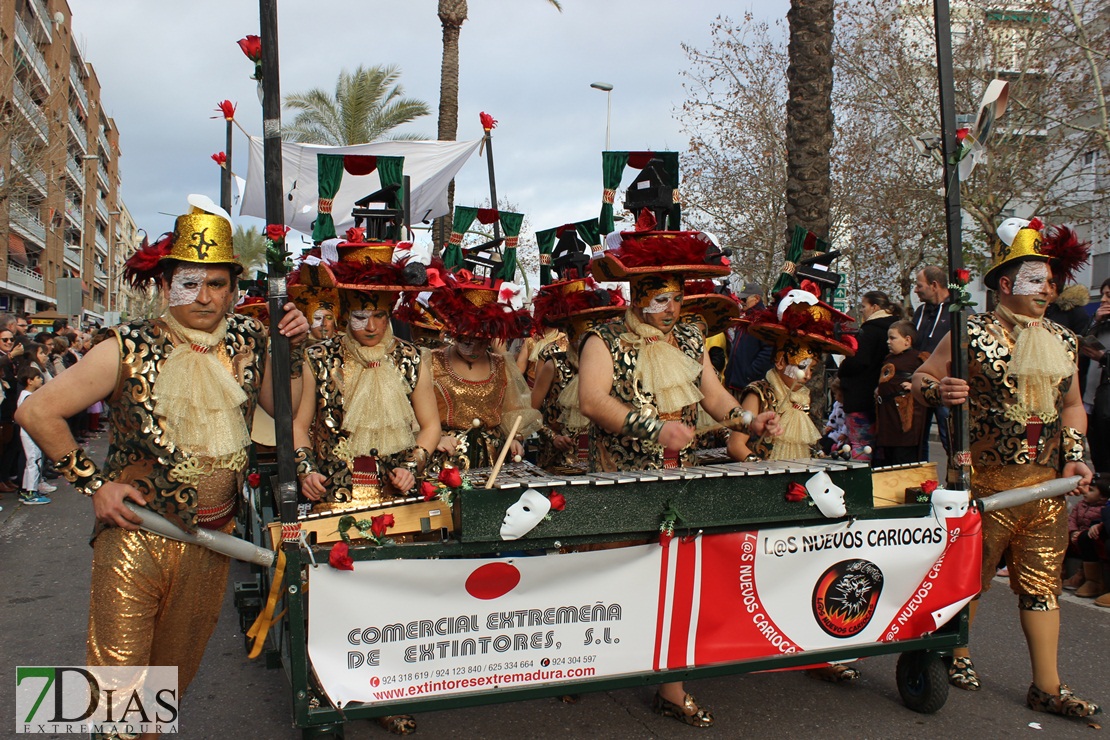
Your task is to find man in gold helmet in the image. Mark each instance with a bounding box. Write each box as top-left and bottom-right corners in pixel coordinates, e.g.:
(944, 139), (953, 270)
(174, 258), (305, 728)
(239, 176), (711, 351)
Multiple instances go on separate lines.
(16, 196), (309, 703)
(913, 218), (1099, 719)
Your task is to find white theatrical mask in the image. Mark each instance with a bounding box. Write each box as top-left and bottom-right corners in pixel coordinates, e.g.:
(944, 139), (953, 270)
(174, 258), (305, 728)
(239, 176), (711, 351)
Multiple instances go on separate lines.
(805, 471), (847, 518)
(930, 487), (970, 520)
(499, 488), (551, 541)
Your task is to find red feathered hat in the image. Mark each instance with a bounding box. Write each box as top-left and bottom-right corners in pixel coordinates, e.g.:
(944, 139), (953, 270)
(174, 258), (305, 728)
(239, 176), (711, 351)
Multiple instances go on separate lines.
(429, 271), (531, 341)
(1040, 224), (1090, 286)
(738, 286), (857, 362)
(590, 209), (730, 282)
(532, 277), (626, 337)
(680, 280), (738, 336)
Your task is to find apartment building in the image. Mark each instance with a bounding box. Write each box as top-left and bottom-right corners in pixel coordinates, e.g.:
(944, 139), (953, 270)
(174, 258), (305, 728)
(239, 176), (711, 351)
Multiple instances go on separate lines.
(0, 0), (131, 327)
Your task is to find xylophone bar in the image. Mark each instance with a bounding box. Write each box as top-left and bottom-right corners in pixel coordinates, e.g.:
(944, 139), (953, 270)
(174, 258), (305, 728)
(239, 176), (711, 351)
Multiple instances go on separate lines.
(292, 497), (454, 544)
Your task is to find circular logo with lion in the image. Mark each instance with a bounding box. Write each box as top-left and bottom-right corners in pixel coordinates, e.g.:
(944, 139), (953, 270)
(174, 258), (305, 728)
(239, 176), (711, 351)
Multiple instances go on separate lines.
(812, 559), (884, 638)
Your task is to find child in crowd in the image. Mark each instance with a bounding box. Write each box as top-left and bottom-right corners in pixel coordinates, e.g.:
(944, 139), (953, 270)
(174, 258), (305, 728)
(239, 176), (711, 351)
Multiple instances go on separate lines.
(1064, 480), (1107, 598)
(16, 366), (52, 505)
(874, 320), (926, 465)
(821, 377), (848, 455)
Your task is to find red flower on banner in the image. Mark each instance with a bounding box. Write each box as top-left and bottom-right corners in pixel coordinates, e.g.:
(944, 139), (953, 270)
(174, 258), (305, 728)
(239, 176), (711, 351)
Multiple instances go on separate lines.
(328, 542), (354, 570)
(237, 35), (262, 62)
(785, 481), (808, 502)
(438, 466), (462, 488)
(247, 472), (261, 488)
(211, 152), (227, 167)
(479, 111), (498, 131)
(214, 100), (237, 121)
(954, 268), (970, 286)
(921, 480), (938, 495)
(548, 491), (566, 511)
(265, 224), (290, 242)
(370, 513), (396, 538)
(420, 481), (438, 501)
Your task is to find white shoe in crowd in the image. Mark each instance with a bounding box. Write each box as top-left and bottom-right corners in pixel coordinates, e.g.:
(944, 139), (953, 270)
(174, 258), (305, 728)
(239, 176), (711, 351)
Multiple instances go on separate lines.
(38, 482), (57, 494)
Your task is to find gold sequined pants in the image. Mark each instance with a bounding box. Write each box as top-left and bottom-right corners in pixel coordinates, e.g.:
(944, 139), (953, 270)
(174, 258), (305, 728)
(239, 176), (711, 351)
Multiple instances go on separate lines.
(87, 522), (233, 694)
(972, 464), (1066, 609)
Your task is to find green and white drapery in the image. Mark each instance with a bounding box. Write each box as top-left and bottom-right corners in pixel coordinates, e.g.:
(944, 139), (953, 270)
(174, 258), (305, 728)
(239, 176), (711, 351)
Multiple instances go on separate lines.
(599, 151), (681, 235)
(312, 154), (405, 243)
(443, 206), (524, 282)
(772, 226), (831, 296)
(534, 218), (602, 285)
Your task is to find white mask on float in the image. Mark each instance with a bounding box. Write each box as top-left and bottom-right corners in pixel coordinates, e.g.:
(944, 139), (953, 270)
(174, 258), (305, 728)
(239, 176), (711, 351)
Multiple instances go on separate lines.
(499, 489), (551, 540)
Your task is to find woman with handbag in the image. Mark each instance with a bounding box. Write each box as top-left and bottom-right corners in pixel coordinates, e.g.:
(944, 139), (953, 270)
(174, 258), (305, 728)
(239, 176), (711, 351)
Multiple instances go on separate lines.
(1081, 277), (1110, 473)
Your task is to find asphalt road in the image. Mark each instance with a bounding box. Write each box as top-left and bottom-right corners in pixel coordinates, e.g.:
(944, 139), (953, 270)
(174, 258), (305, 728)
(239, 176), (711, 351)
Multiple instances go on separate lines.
(1, 434), (1107, 739)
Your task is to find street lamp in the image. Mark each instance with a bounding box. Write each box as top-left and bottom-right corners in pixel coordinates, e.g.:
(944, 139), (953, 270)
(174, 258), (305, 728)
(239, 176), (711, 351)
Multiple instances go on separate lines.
(590, 82), (613, 151)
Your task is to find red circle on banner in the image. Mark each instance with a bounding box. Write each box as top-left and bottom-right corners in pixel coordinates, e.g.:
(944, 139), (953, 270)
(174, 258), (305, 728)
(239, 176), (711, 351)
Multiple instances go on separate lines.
(465, 562), (521, 600)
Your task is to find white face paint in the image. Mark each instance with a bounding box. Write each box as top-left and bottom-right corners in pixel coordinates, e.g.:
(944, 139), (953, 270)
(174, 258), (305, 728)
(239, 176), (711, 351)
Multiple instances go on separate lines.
(930, 488), (970, 520)
(168, 266), (209, 307)
(348, 311), (371, 332)
(643, 291), (681, 315)
(311, 309), (329, 329)
(784, 358), (814, 382)
(805, 471), (847, 518)
(499, 489), (551, 540)
(1012, 261), (1050, 296)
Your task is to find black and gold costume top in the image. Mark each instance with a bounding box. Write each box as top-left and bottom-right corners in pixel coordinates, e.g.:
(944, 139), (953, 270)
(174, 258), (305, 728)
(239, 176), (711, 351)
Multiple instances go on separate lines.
(303, 336), (421, 503)
(584, 320), (704, 472)
(101, 314), (267, 535)
(536, 341), (581, 472)
(966, 312), (1077, 472)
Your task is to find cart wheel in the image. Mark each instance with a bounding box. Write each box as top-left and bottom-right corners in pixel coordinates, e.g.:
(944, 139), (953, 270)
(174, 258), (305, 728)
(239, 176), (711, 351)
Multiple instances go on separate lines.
(302, 725), (344, 739)
(896, 651), (949, 714)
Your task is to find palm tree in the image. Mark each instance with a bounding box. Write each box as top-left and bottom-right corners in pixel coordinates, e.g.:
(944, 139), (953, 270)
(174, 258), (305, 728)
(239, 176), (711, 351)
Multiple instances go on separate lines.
(283, 64), (431, 145)
(784, 0), (835, 242)
(433, 0), (562, 249)
(233, 225), (268, 278)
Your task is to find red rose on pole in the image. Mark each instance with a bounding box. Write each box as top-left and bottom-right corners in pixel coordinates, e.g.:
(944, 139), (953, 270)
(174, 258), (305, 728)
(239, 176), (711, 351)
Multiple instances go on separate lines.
(954, 268), (970, 285)
(265, 224), (290, 242)
(328, 542), (354, 570)
(479, 111), (498, 131)
(237, 35), (262, 61)
(214, 100), (237, 121)
(438, 467), (462, 488)
(211, 152), (227, 168)
(370, 513), (396, 539)
(247, 472), (261, 488)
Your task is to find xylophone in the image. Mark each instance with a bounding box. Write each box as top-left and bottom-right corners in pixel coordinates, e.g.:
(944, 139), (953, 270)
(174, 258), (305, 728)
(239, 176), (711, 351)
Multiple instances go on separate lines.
(453, 457), (876, 544)
(278, 495), (454, 545)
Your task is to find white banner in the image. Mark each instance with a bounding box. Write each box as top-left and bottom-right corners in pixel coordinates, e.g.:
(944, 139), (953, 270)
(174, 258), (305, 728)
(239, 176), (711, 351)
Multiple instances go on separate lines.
(240, 138), (482, 235)
(309, 546), (660, 707)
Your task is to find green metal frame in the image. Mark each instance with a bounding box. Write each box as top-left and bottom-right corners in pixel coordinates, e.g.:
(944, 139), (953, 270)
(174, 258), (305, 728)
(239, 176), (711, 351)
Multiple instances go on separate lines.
(236, 461), (971, 732)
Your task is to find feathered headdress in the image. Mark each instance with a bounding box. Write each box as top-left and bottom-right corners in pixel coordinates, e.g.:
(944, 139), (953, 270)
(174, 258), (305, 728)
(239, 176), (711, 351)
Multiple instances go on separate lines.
(1040, 225), (1090, 286)
(123, 232), (173, 289)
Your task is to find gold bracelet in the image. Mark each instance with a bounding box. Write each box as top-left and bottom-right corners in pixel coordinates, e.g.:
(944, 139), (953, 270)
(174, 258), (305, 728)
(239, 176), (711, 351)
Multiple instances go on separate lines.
(53, 448), (107, 497)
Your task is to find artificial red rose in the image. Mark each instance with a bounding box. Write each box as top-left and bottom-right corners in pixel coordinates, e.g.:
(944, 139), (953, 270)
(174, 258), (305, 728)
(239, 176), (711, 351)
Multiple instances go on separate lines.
(785, 481), (808, 502)
(420, 481), (438, 502)
(345, 227), (366, 243)
(548, 491), (566, 511)
(479, 111), (498, 131)
(921, 480), (939, 495)
(215, 100), (236, 121)
(370, 513), (396, 538)
(954, 268), (970, 285)
(265, 224), (290, 242)
(237, 35), (262, 61)
(247, 472), (261, 488)
(328, 542), (354, 570)
(659, 529), (674, 546)
(438, 467), (463, 488)
(955, 127), (969, 143)
(211, 151), (227, 167)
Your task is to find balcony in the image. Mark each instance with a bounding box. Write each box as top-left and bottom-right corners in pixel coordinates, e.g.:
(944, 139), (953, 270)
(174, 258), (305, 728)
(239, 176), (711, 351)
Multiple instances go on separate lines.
(12, 78), (49, 141)
(71, 63), (89, 111)
(5, 264), (46, 295)
(96, 199), (109, 224)
(97, 162), (109, 188)
(65, 198), (81, 225)
(66, 157), (84, 189)
(98, 130), (112, 156)
(64, 247), (82, 271)
(68, 110), (88, 150)
(27, 0), (52, 42)
(14, 15), (51, 89)
(95, 232), (109, 255)
(9, 201), (47, 246)
(94, 269), (108, 288)
(9, 145), (48, 195)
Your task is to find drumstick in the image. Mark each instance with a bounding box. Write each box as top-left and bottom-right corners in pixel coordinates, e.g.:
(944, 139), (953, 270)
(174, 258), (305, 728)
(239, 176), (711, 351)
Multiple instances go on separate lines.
(485, 415), (523, 489)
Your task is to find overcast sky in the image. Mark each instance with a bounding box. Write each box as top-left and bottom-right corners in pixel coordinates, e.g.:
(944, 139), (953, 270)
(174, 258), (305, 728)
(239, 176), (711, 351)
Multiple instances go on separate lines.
(67, 0), (790, 248)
